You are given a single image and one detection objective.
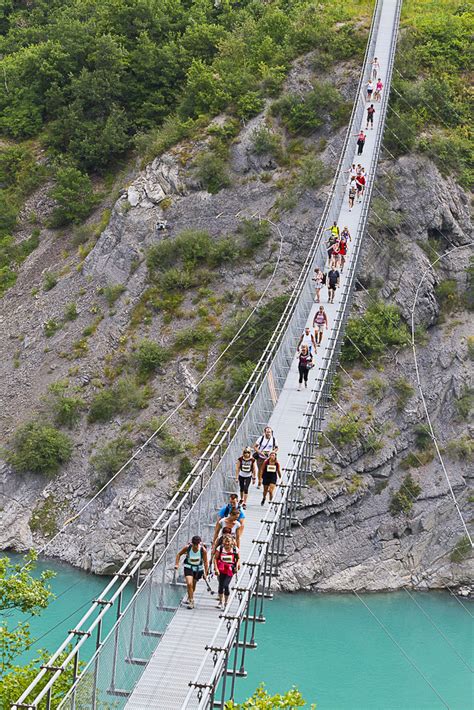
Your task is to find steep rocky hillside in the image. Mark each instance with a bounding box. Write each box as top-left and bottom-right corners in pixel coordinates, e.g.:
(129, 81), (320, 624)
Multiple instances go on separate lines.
(279, 155), (474, 592)
(0, 56), (357, 573)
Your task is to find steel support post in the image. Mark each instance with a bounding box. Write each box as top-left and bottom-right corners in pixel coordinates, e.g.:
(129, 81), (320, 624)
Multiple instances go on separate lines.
(91, 619), (102, 710)
(110, 591), (123, 692)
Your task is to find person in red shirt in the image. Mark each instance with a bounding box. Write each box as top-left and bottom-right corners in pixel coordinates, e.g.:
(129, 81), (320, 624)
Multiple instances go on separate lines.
(355, 130), (366, 155)
(356, 172), (366, 202)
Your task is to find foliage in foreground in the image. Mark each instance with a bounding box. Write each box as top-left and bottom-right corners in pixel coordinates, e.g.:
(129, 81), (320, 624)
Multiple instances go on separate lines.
(0, 554), (76, 707)
(225, 685), (315, 709)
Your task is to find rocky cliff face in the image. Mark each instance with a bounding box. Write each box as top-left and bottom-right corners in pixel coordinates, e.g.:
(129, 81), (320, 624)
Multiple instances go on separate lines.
(0, 57), (353, 573)
(0, 56), (472, 585)
(278, 155), (474, 592)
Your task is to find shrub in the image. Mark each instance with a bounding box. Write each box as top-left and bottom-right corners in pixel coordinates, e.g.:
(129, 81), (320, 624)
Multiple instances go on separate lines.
(251, 127), (282, 157)
(446, 436), (474, 461)
(235, 91), (264, 120)
(135, 339), (170, 376)
(366, 377), (387, 400)
(393, 378), (414, 412)
(229, 361), (255, 394)
(45, 384), (84, 428)
(208, 237), (240, 266)
(103, 284), (125, 308)
(91, 437), (134, 482)
(43, 272), (58, 292)
(399, 449), (434, 470)
(450, 536), (472, 563)
(49, 166), (95, 227)
(199, 378), (225, 407)
(88, 378), (150, 423)
(44, 319), (61, 338)
(455, 387), (473, 421)
(178, 455), (193, 483)
(297, 155), (328, 189)
(342, 302), (410, 363)
(64, 302), (78, 321)
(361, 433), (384, 454)
(435, 279), (460, 314)
(389, 474), (421, 516)
(238, 218), (272, 253)
(198, 415), (220, 449)
(326, 413), (362, 448)
(157, 428), (184, 458)
(30, 496), (61, 538)
(174, 325), (215, 351)
(193, 150), (230, 194)
(6, 422), (73, 475)
(467, 336), (474, 361)
(271, 81), (347, 135)
(160, 267), (199, 292)
(413, 424), (432, 451)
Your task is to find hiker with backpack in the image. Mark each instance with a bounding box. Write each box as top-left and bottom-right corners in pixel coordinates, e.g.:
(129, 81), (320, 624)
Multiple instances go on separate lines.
(217, 493), (245, 526)
(235, 447), (257, 509)
(214, 534), (240, 611)
(313, 267), (325, 303)
(254, 426), (278, 488)
(175, 535), (209, 609)
(212, 509), (242, 550)
(260, 451), (282, 505)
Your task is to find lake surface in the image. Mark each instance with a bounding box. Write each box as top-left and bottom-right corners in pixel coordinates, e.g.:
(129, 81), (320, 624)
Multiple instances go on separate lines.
(4, 555), (473, 709)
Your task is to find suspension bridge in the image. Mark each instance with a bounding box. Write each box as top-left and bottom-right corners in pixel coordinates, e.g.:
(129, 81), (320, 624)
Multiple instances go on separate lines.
(12, 0), (403, 707)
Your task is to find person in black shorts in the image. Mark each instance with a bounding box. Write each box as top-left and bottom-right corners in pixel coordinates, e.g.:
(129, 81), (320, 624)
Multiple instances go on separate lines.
(366, 104), (375, 130)
(235, 447), (257, 508)
(260, 451), (282, 505)
(327, 267), (340, 304)
(175, 535), (209, 609)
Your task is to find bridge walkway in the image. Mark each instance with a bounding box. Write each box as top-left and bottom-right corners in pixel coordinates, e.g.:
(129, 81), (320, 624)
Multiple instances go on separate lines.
(125, 0), (401, 707)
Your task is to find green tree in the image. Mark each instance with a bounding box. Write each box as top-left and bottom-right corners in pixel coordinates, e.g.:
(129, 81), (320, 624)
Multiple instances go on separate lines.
(0, 553), (54, 674)
(226, 685), (315, 709)
(49, 166), (95, 226)
(0, 554), (77, 707)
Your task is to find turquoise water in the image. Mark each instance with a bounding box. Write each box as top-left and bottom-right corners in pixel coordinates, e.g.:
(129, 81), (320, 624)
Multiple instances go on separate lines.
(3, 555), (473, 709)
(236, 592), (473, 710)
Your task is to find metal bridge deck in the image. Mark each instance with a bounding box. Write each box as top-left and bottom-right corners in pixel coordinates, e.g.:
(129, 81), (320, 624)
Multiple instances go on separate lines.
(125, 1), (399, 707)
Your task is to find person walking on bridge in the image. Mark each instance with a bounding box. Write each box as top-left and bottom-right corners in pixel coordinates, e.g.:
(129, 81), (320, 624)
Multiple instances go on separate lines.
(348, 178), (357, 211)
(374, 78), (383, 102)
(371, 57), (380, 80)
(213, 509), (242, 550)
(313, 266), (325, 303)
(175, 535), (209, 609)
(366, 104), (375, 130)
(355, 130), (366, 155)
(297, 344), (313, 391)
(236, 447), (257, 509)
(298, 325), (317, 355)
(218, 492), (245, 522)
(313, 305), (328, 347)
(366, 79), (374, 101)
(260, 451), (282, 505)
(214, 534), (240, 611)
(327, 265), (340, 304)
(254, 426), (278, 488)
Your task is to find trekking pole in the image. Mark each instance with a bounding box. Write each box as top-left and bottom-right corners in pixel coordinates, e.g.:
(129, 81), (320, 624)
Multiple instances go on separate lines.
(204, 576), (215, 595)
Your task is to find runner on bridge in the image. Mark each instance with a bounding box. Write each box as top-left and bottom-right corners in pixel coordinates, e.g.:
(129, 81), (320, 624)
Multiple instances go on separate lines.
(254, 426), (278, 489)
(175, 536), (209, 610)
(260, 451), (282, 505)
(235, 447), (257, 509)
(213, 509), (242, 550)
(312, 266), (325, 303)
(313, 305), (329, 347)
(297, 325), (317, 355)
(214, 534), (240, 611)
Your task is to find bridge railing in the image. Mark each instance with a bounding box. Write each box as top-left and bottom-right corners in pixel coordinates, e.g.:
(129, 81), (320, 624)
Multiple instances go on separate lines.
(12, 0), (401, 706)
